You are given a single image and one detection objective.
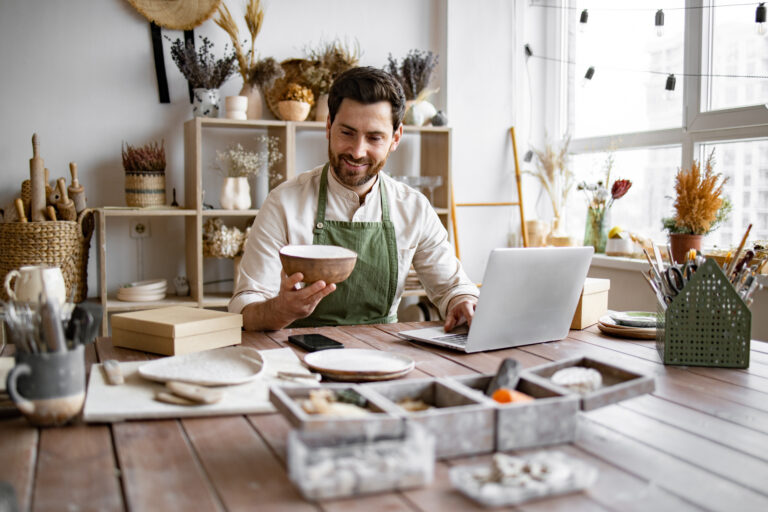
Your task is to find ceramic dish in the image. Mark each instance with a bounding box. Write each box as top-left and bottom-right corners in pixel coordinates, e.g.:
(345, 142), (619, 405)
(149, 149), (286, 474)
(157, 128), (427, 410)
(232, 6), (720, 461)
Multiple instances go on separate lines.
(303, 349), (415, 381)
(120, 279), (167, 292)
(609, 311), (657, 328)
(116, 290), (167, 302)
(138, 346), (266, 386)
(597, 315), (656, 340)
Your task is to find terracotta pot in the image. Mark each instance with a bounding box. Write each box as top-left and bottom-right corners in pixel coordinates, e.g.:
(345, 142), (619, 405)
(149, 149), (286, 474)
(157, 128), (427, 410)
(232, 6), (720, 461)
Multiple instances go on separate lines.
(277, 100), (310, 121)
(669, 233), (702, 264)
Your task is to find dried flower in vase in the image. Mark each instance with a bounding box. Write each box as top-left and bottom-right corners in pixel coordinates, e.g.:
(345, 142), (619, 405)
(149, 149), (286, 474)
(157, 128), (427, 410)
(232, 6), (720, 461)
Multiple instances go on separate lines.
(302, 39), (361, 96)
(524, 137), (574, 230)
(281, 83), (314, 105)
(166, 35), (237, 89)
(385, 49), (439, 100)
(214, 135), (284, 180)
(249, 57), (284, 91)
(122, 141), (165, 174)
(662, 150), (731, 235)
(577, 152), (632, 212)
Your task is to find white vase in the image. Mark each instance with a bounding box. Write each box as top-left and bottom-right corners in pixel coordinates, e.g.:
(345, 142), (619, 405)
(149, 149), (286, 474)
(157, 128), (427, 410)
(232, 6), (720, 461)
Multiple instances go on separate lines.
(220, 177), (251, 210)
(314, 93), (329, 122)
(224, 95), (248, 120)
(239, 84), (263, 120)
(404, 99), (438, 126)
(253, 167), (269, 208)
(192, 88), (220, 118)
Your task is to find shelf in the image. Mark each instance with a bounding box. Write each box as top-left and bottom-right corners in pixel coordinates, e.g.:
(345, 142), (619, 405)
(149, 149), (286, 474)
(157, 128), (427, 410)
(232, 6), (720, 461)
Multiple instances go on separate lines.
(402, 289), (428, 297)
(202, 209), (259, 217)
(106, 295), (198, 312)
(196, 118), (286, 129)
(201, 292), (233, 308)
(98, 207), (195, 217)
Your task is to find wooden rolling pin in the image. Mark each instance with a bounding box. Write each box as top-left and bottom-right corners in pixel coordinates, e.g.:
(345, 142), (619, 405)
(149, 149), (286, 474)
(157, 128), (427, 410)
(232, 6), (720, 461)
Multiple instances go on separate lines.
(68, 162), (87, 213)
(29, 134), (46, 222)
(14, 198), (27, 223)
(56, 178), (76, 221)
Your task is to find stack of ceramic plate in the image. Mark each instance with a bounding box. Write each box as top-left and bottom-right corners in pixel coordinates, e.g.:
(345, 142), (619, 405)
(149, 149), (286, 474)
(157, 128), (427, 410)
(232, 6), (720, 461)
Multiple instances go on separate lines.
(597, 311), (657, 340)
(303, 348), (415, 382)
(116, 279), (167, 302)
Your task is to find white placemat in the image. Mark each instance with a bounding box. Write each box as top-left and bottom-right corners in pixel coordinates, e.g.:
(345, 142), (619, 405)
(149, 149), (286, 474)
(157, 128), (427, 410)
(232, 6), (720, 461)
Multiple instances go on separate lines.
(83, 347), (314, 422)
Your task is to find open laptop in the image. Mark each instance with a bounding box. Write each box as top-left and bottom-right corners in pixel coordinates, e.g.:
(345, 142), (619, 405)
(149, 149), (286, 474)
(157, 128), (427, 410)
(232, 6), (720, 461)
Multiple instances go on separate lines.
(398, 246), (594, 353)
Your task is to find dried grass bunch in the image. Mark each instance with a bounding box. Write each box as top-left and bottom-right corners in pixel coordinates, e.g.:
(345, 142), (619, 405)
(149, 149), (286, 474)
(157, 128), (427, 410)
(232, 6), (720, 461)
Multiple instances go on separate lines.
(214, 135), (284, 180)
(385, 49), (439, 100)
(302, 39), (361, 96)
(249, 57), (284, 90)
(203, 218), (249, 259)
(663, 151), (731, 235)
(281, 83), (314, 104)
(122, 141), (165, 174)
(524, 137), (574, 224)
(167, 36), (237, 89)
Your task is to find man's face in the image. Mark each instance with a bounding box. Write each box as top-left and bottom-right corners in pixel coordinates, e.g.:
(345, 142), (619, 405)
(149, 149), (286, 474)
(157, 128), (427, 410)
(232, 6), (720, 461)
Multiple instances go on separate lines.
(326, 99), (402, 189)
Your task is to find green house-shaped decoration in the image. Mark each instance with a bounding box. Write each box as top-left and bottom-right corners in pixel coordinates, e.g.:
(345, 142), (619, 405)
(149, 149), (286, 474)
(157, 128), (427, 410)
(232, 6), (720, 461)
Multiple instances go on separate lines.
(656, 258), (751, 368)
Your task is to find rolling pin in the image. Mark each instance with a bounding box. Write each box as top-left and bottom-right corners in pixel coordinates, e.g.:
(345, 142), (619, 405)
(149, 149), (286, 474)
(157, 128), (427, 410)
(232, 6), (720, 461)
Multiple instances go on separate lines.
(14, 198), (27, 223)
(68, 162), (87, 213)
(29, 134), (47, 222)
(56, 178), (76, 221)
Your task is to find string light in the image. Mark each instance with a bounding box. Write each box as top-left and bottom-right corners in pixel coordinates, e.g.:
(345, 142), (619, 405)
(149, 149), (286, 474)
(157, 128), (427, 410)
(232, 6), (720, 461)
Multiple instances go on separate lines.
(582, 66), (595, 87)
(524, 44), (533, 58)
(523, 150), (534, 163)
(580, 9), (589, 32)
(655, 9), (665, 37)
(665, 74), (676, 100)
(757, 3), (767, 35)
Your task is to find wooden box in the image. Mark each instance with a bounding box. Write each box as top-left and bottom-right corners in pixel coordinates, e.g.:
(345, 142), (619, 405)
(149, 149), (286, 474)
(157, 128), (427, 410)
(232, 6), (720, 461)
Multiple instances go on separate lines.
(111, 306), (242, 355)
(570, 278), (610, 330)
(523, 356), (655, 411)
(446, 374), (580, 451)
(268, 384), (404, 438)
(364, 378), (494, 459)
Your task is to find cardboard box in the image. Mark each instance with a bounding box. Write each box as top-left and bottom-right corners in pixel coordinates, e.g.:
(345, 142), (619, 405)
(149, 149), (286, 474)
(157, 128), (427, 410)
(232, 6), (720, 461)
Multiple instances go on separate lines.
(570, 278), (610, 330)
(111, 306), (243, 355)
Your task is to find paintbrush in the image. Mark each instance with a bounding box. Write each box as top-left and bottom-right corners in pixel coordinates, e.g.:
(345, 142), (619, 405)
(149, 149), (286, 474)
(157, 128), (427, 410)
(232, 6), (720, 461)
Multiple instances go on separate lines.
(726, 224), (752, 278)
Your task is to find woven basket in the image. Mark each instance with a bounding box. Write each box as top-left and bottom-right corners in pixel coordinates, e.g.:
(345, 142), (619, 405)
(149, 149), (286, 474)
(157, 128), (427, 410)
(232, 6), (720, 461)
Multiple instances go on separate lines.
(264, 59), (317, 120)
(0, 209), (95, 302)
(125, 172), (166, 207)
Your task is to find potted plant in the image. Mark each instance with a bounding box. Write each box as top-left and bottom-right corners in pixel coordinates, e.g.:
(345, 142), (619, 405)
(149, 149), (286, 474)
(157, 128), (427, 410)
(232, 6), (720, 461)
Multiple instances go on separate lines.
(577, 152), (632, 253)
(385, 49), (439, 126)
(167, 36), (237, 117)
(214, 135), (284, 209)
(662, 151), (731, 263)
(276, 83), (314, 122)
(122, 141), (166, 207)
(214, 0), (284, 119)
(302, 39), (360, 121)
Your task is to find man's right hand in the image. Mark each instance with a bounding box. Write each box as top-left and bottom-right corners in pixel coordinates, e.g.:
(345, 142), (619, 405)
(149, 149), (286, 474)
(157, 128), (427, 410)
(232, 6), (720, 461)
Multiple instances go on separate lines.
(275, 271), (336, 321)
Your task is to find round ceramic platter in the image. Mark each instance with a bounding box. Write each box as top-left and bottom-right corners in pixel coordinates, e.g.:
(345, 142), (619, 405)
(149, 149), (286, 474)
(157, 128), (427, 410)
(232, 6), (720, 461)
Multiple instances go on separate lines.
(304, 349), (415, 380)
(138, 346), (266, 386)
(598, 315), (656, 340)
(609, 311), (657, 328)
(120, 279), (168, 292)
(116, 290), (166, 302)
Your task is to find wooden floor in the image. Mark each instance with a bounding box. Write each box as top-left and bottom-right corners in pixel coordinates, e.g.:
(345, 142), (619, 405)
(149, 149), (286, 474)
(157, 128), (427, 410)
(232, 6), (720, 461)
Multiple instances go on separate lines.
(2, 322), (768, 512)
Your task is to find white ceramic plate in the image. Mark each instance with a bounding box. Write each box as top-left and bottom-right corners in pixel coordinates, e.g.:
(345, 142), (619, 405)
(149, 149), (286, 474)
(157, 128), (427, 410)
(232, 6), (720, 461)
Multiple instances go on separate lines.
(116, 290), (167, 302)
(120, 279), (168, 292)
(609, 311), (657, 328)
(598, 315), (656, 340)
(304, 349), (415, 381)
(138, 346), (266, 386)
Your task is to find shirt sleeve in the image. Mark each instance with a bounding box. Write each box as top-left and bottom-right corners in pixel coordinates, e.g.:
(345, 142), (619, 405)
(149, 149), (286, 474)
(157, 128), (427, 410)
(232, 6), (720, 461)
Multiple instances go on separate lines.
(410, 197), (479, 318)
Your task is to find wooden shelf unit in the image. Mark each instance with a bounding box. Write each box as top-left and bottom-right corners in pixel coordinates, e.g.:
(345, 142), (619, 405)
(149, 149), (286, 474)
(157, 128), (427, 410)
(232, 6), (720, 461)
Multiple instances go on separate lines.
(95, 119), (451, 334)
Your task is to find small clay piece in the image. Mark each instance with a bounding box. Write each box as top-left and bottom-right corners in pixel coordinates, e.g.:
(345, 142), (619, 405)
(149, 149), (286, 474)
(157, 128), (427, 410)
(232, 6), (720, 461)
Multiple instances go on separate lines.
(491, 388), (535, 404)
(68, 162), (87, 213)
(551, 367), (602, 394)
(102, 360), (124, 385)
(431, 110), (448, 126)
(14, 198), (27, 223)
(46, 205), (57, 221)
(486, 358), (521, 396)
(165, 380), (222, 404)
(56, 178), (76, 221)
(397, 397), (433, 412)
(299, 389), (371, 417)
(154, 391), (199, 406)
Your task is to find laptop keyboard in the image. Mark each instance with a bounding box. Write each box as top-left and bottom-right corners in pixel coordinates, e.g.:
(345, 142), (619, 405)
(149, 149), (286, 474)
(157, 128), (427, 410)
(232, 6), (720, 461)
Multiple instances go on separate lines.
(434, 333), (469, 345)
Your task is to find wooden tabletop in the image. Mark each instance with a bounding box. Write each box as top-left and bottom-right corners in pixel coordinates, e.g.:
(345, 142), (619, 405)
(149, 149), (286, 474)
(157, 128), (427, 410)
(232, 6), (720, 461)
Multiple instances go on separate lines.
(2, 322), (768, 512)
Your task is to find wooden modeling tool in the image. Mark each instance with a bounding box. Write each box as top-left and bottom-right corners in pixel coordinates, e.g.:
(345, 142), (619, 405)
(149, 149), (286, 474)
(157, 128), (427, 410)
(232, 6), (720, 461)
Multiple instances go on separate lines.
(165, 381), (223, 404)
(44, 167), (54, 201)
(726, 224), (752, 278)
(46, 205), (57, 221)
(21, 179), (31, 217)
(56, 178), (76, 220)
(68, 162), (86, 213)
(102, 360), (124, 385)
(29, 134), (46, 221)
(14, 198), (27, 223)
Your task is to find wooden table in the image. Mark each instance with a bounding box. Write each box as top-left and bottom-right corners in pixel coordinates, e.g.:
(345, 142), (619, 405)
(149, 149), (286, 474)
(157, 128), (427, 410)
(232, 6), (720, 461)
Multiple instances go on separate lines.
(2, 322), (768, 512)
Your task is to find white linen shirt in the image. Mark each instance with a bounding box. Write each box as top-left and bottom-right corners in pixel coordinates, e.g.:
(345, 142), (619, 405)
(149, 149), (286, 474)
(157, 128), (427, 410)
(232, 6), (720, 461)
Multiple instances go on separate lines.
(229, 164), (479, 320)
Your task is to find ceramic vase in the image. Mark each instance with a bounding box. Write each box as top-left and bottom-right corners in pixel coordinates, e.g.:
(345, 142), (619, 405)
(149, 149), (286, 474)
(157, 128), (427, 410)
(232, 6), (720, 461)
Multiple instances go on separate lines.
(404, 99), (437, 126)
(224, 96), (248, 120)
(192, 88), (220, 118)
(220, 177), (251, 210)
(277, 100), (311, 121)
(253, 168), (269, 209)
(314, 94), (329, 122)
(239, 84), (263, 120)
(583, 207), (609, 253)
(669, 233), (702, 264)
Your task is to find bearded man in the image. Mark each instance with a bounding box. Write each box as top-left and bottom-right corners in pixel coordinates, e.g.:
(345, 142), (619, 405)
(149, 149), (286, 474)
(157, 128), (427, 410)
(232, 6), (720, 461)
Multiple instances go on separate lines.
(230, 67), (478, 331)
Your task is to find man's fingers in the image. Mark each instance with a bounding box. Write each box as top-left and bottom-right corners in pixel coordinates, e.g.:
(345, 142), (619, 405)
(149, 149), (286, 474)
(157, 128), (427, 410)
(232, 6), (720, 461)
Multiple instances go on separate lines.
(282, 272), (304, 291)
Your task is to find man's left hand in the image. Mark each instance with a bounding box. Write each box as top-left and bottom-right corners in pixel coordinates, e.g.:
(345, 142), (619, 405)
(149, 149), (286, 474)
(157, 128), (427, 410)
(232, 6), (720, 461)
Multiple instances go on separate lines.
(444, 296), (478, 332)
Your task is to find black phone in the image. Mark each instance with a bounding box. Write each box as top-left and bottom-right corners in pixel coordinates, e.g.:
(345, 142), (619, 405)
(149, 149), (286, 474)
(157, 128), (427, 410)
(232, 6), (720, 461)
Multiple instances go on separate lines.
(288, 334), (344, 352)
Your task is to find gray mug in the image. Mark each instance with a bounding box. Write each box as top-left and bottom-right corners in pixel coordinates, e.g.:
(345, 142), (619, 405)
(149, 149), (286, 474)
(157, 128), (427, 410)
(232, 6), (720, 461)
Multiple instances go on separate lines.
(5, 345), (85, 426)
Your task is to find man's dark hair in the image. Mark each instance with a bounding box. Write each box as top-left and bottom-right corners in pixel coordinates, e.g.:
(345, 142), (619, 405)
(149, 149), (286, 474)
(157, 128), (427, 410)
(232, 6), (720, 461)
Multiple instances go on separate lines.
(328, 66), (406, 131)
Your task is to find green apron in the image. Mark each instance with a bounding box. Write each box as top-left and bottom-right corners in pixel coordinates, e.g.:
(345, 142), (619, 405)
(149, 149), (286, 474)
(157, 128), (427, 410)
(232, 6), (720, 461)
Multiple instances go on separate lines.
(291, 163), (399, 327)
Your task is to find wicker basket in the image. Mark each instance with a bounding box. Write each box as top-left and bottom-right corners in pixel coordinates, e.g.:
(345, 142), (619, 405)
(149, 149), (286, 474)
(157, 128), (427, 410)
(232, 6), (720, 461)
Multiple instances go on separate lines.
(264, 59), (317, 120)
(0, 209), (94, 302)
(125, 172), (166, 207)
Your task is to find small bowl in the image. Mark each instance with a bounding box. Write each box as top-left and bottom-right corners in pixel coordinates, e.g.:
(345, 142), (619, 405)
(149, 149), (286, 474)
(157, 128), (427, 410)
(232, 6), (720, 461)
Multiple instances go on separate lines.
(279, 245), (357, 284)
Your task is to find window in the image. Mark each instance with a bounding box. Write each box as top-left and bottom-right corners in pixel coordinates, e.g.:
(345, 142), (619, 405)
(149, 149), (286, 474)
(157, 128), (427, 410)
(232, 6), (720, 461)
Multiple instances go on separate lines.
(553, 0), (768, 247)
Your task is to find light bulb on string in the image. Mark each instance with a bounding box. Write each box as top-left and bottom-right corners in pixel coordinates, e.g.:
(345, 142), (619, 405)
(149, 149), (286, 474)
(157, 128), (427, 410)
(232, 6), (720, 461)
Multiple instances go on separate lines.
(655, 9), (665, 37)
(757, 3), (767, 36)
(665, 74), (676, 100)
(579, 9), (588, 33)
(523, 150), (534, 163)
(581, 66), (595, 87)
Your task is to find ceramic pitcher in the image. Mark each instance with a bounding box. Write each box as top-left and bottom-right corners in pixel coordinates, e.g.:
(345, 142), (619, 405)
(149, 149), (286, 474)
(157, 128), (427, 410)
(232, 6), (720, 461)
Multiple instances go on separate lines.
(4, 265), (66, 305)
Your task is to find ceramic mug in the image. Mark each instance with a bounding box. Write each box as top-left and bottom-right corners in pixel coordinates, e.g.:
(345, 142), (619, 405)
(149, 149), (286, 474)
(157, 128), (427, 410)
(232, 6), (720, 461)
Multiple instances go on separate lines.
(4, 265), (66, 305)
(5, 345), (85, 426)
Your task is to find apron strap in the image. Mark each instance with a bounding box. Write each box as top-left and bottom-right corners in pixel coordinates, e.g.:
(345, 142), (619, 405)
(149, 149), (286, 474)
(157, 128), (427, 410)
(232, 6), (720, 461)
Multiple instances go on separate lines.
(313, 163), (331, 237)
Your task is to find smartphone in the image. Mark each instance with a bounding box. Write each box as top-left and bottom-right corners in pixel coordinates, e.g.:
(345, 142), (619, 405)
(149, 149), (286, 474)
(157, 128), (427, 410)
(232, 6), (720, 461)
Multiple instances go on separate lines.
(287, 334), (344, 352)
